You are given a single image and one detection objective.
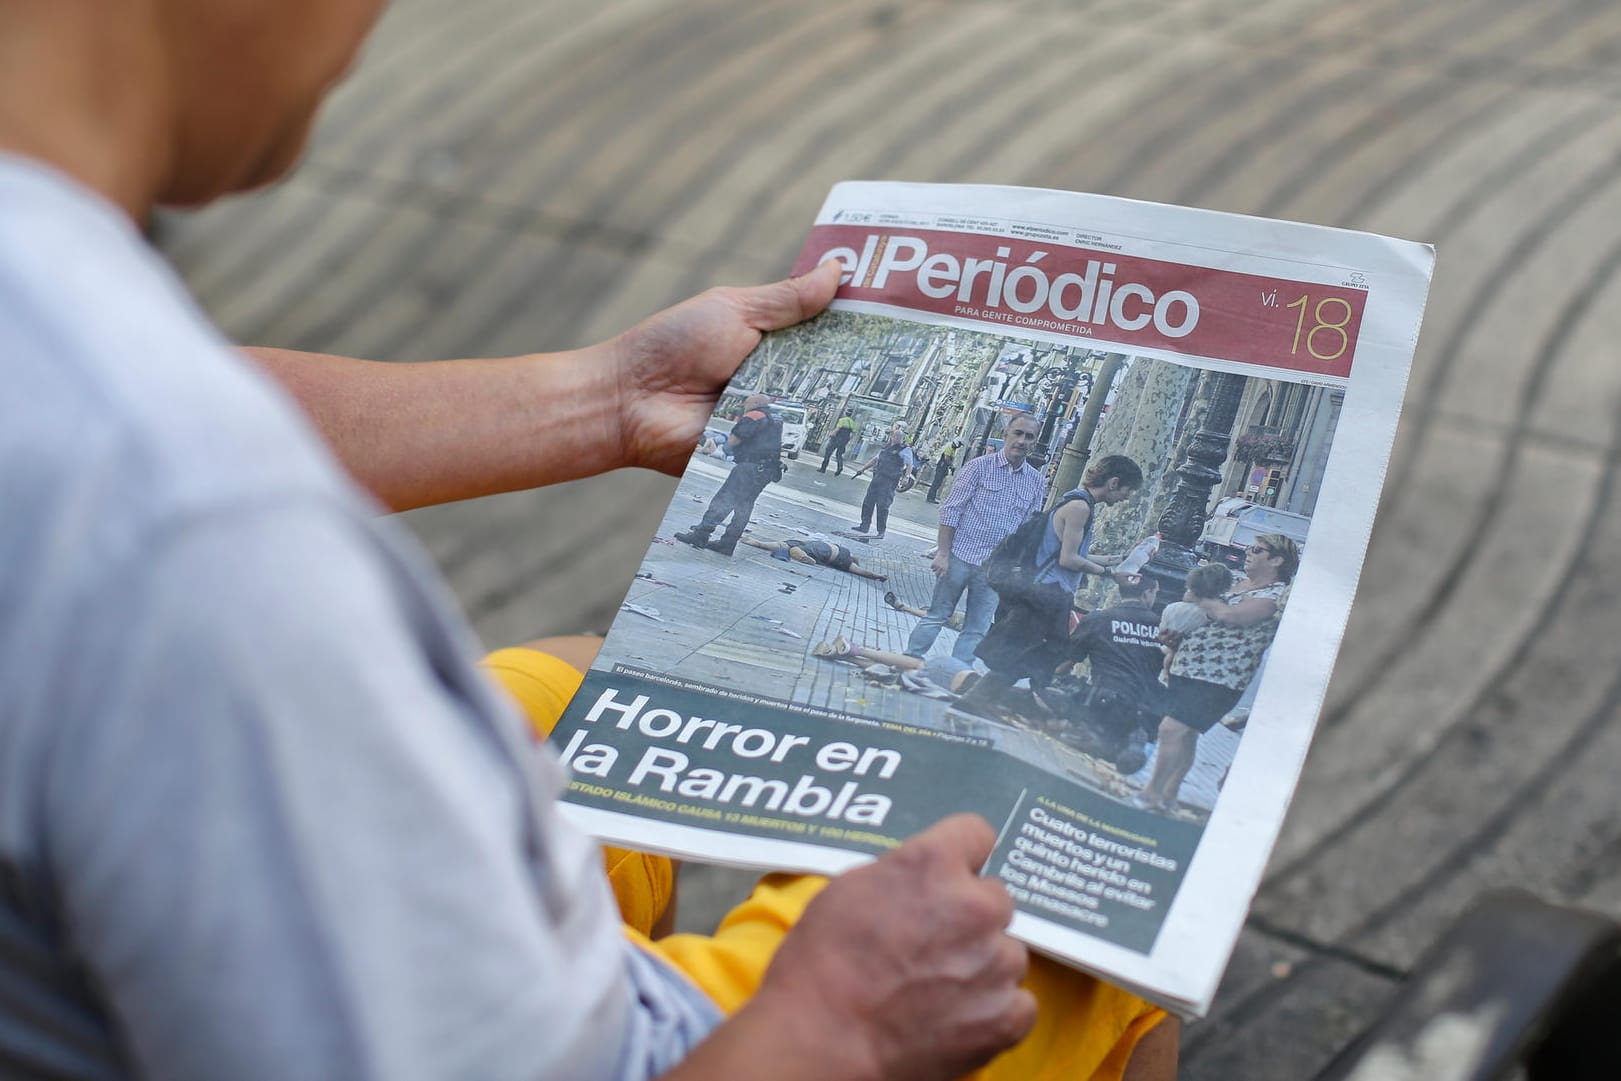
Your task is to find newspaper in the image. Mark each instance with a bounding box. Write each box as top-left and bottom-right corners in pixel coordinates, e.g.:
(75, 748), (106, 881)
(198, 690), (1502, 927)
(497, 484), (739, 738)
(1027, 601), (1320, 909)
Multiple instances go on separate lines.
(551, 182), (1433, 1016)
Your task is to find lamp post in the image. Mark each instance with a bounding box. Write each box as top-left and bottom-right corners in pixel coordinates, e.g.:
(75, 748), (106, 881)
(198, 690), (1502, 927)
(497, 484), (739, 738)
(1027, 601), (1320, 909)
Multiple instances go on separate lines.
(914, 374), (940, 447)
(1034, 347), (1087, 465)
(1141, 370), (1247, 605)
(804, 366), (860, 452)
(1050, 353), (1126, 501)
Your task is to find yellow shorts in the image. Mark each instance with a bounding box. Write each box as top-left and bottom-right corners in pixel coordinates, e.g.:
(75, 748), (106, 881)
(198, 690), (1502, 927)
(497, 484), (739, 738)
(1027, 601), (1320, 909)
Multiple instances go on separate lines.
(483, 647), (1168, 1081)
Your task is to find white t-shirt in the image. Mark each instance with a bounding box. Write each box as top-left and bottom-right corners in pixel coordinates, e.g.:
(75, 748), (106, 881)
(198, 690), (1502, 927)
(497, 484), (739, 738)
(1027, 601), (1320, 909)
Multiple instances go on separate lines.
(0, 156), (718, 1081)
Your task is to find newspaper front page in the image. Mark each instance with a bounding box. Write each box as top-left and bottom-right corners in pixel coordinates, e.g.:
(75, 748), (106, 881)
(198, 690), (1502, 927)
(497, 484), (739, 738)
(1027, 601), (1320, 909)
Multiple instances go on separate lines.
(551, 182), (1433, 1015)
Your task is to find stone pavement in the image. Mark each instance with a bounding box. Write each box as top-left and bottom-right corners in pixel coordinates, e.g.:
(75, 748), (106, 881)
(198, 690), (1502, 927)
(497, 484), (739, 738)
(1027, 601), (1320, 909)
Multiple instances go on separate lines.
(154, 0), (1621, 1075)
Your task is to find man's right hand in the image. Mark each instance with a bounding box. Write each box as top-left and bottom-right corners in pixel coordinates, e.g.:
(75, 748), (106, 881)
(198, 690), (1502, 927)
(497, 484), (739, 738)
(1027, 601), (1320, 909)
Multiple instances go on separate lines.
(608, 261), (842, 477)
(742, 815), (1035, 1080)
(930, 551), (951, 578)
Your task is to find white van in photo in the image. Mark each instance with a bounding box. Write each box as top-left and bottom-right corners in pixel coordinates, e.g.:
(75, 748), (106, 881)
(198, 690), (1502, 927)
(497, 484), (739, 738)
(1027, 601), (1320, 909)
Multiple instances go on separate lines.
(773, 401), (809, 459)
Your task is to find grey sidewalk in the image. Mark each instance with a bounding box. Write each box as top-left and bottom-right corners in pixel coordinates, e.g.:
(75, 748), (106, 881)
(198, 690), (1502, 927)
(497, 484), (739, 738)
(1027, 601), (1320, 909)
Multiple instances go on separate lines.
(155, 0), (1621, 1075)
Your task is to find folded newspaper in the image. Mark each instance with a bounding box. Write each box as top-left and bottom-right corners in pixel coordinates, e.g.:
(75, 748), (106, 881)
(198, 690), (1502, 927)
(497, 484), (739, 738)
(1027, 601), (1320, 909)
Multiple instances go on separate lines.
(553, 182), (1433, 1016)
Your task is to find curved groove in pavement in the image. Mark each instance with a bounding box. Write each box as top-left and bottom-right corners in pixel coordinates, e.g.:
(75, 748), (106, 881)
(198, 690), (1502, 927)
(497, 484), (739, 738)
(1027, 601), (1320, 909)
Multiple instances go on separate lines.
(1087, 0), (1475, 198)
(1261, 217), (1621, 891)
(1311, 137), (1621, 733)
(284, 0), (759, 355)
(1200, 421), (1621, 1065)
(210, 1), (734, 343)
(173, 19), (593, 312)
(662, 12), (1017, 298)
(355, 3), (935, 361)
(457, 7), (969, 358)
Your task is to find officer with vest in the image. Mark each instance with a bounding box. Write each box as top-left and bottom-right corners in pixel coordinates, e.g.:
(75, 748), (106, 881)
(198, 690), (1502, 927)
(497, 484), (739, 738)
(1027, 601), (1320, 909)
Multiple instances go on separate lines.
(925, 439), (960, 503)
(818, 412), (856, 474)
(848, 425), (916, 540)
(676, 394), (783, 556)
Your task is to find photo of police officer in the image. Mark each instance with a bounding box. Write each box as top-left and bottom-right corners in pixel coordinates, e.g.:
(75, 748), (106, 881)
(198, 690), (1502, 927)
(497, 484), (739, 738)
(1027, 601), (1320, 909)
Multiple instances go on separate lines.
(674, 393), (783, 556)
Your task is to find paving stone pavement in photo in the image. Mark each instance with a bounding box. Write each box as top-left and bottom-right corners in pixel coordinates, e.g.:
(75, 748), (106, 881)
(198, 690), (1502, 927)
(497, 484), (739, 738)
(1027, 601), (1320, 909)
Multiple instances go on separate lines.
(155, 1), (1621, 1074)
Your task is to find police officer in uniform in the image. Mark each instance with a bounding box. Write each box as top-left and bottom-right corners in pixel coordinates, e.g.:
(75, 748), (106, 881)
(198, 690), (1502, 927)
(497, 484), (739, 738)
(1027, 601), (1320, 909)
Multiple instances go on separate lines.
(818, 412), (855, 474)
(926, 440), (959, 503)
(849, 426), (915, 540)
(1041, 574), (1165, 774)
(676, 394), (783, 556)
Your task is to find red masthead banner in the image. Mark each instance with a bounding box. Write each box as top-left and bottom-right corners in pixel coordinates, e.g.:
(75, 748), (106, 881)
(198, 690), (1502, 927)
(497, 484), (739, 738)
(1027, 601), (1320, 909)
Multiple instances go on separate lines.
(791, 225), (1366, 379)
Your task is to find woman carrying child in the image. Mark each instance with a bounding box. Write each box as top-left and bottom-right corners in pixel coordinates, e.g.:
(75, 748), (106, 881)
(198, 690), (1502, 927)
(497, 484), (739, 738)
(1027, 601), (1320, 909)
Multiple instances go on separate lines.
(1133, 534), (1298, 813)
(1157, 562), (1235, 680)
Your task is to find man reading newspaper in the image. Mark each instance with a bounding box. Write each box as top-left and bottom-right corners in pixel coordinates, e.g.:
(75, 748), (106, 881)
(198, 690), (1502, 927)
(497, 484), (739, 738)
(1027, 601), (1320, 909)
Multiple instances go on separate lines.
(0, 1), (1173, 1079)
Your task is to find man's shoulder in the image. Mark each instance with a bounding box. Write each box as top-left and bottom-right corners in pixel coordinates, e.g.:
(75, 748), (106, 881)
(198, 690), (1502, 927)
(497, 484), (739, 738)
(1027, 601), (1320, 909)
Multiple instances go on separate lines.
(0, 156), (369, 655)
(5, 313), (343, 524)
(1, 167), (357, 574)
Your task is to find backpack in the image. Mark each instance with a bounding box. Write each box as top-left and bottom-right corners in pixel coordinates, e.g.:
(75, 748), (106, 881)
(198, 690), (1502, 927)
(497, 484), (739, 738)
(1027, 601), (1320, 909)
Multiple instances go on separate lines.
(982, 491), (1087, 600)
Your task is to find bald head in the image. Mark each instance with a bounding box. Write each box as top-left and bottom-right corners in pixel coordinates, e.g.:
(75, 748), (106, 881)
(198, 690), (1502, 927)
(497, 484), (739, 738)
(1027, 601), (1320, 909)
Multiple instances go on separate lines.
(743, 394), (770, 411)
(162, 0), (387, 203)
(0, 0), (385, 214)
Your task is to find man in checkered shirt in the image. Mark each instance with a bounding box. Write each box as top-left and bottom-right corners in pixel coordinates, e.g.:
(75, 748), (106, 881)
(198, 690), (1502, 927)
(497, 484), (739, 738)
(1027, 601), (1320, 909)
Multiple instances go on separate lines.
(904, 413), (1047, 662)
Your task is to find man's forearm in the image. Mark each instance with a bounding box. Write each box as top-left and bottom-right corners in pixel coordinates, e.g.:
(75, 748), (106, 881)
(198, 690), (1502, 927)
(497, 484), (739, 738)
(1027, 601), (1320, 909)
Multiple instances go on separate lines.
(658, 997), (878, 1081)
(246, 345), (626, 512)
(249, 265), (843, 511)
(936, 524), (957, 556)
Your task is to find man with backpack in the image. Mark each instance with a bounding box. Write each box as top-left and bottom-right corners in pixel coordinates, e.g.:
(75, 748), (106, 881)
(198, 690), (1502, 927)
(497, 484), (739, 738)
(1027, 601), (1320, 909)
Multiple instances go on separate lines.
(675, 393), (784, 556)
(904, 414), (1048, 663)
(956, 455), (1143, 720)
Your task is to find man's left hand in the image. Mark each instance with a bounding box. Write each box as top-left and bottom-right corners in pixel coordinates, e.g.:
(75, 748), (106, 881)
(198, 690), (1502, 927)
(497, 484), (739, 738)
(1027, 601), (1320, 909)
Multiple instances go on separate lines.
(607, 261), (842, 476)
